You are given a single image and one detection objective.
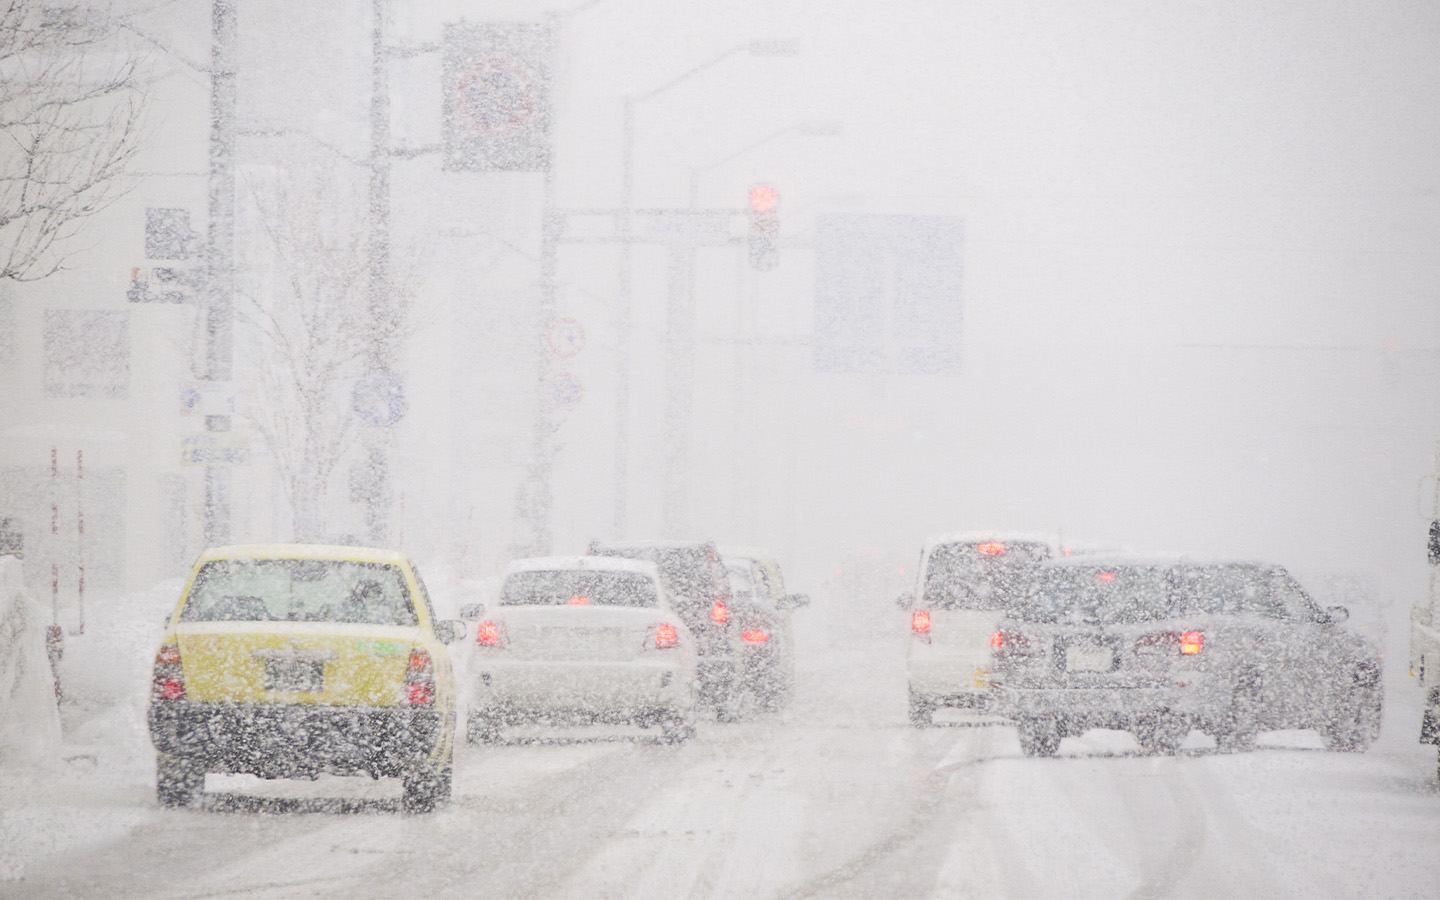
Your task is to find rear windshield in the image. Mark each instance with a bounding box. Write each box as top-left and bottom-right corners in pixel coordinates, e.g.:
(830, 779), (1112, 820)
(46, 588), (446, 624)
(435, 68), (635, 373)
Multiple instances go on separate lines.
(592, 546), (728, 604)
(1013, 566), (1173, 624)
(1169, 565), (1280, 617)
(501, 570), (659, 608)
(180, 559), (417, 626)
(922, 541), (1051, 611)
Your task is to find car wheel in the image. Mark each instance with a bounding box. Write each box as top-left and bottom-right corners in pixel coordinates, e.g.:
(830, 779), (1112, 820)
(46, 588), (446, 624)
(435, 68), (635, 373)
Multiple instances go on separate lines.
(1321, 686), (1382, 753)
(402, 753), (452, 814)
(1216, 684), (1260, 753)
(466, 711), (503, 744)
(908, 689), (935, 728)
(156, 752), (204, 809)
(661, 711), (696, 744)
(1135, 715), (1188, 756)
(1017, 718), (1060, 757)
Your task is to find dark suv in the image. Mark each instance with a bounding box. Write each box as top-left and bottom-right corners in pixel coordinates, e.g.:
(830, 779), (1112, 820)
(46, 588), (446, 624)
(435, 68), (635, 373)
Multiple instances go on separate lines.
(587, 540), (740, 713)
(992, 557), (1383, 756)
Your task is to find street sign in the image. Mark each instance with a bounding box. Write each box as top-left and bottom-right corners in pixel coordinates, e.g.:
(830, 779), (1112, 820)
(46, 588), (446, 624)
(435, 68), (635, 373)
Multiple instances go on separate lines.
(181, 434), (251, 466)
(352, 371), (408, 427)
(547, 373), (584, 411)
(443, 23), (553, 172)
(814, 214), (965, 375)
(546, 318), (585, 358)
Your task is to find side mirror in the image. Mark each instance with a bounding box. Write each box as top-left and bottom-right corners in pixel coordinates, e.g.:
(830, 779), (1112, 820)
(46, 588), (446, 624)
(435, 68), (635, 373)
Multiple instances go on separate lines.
(1429, 520), (1440, 566)
(458, 602), (485, 619)
(437, 619), (466, 643)
(777, 592), (810, 611)
(1325, 605), (1350, 626)
(895, 591), (915, 611)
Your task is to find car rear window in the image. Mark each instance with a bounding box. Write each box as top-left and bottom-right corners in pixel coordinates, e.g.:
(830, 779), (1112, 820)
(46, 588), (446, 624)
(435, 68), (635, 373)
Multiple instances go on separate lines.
(592, 546), (727, 603)
(921, 541), (1051, 610)
(1015, 566), (1173, 624)
(180, 559), (418, 626)
(500, 570), (659, 608)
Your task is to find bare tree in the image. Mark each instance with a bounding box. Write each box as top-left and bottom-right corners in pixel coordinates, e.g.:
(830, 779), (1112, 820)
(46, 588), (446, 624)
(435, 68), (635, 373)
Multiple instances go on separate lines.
(238, 169), (415, 541)
(0, 1), (148, 282)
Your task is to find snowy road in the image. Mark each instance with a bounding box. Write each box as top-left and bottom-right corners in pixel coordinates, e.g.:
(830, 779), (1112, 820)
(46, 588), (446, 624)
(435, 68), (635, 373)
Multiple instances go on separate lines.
(4, 610), (1440, 899)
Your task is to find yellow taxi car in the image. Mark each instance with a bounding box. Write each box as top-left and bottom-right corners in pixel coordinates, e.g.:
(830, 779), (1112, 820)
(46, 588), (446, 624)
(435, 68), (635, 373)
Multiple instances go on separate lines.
(147, 544), (463, 812)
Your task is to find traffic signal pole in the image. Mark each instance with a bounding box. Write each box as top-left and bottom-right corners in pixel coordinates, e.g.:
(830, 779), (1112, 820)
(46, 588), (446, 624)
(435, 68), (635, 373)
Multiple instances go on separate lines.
(202, 0), (236, 547)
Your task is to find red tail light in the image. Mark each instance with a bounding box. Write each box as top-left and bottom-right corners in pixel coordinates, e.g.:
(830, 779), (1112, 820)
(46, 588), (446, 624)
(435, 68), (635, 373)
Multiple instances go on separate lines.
(911, 610), (931, 634)
(977, 542), (1006, 555)
(653, 623), (679, 649)
(711, 601), (729, 624)
(402, 647), (435, 706)
(1133, 631), (1205, 656)
(742, 629), (769, 643)
(568, 595), (589, 606)
(1179, 630), (1204, 655)
(151, 642), (185, 701)
(991, 630), (1004, 649)
(1097, 572), (1116, 582)
(476, 620), (504, 647)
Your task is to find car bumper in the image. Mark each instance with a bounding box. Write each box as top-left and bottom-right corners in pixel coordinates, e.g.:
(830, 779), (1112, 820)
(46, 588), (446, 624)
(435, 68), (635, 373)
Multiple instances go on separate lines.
(470, 660), (696, 719)
(908, 657), (996, 706)
(148, 701), (447, 778)
(995, 683), (1219, 726)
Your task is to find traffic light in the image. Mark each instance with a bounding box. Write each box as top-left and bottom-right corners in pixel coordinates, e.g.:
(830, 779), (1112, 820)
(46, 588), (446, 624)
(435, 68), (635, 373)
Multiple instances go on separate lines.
(748, 184), (779, 271)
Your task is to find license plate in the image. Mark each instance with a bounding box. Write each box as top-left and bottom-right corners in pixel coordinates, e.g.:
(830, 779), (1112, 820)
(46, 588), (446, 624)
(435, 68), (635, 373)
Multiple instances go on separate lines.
(264, 659), (325, 692)
(540, 627), (624, 660)
(1066, 646), (1115, 673)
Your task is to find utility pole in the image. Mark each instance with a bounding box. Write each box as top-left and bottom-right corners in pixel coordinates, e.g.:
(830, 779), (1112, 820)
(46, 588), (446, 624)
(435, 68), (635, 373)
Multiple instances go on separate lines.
(202, 0), (236, 547)
(361, 0), (394, 546)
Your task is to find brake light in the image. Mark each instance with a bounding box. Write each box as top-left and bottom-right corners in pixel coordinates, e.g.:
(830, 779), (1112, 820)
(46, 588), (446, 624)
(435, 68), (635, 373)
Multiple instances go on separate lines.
(1097, 572), (1116, 582)
(1180, 630), (1204, 655)
(149, 639), (184, 702)
(568, 595), (589, 606)
(654, 623), (679, 649)
(991, 630), (1004, 649)
(402, 647), (435, 706)
(476, 620), (503, 647)
(977, 542), (1005, 556)
(742, 629), (769, 643)
(151, 642), (185, 701)
(711, 601), (728, 624)
(911, 610), (931, 634)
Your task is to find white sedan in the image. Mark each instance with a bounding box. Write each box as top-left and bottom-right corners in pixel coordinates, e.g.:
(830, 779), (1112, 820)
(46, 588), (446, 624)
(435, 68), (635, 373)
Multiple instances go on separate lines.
(465, 556), (698, 744)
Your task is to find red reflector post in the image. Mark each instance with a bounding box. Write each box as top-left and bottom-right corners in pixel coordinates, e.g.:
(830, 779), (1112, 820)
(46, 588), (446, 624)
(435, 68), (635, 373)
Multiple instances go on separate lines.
(741, 629), (769, 643)
(911, 610), (931, 634)
(1179, 631), (1204, 655)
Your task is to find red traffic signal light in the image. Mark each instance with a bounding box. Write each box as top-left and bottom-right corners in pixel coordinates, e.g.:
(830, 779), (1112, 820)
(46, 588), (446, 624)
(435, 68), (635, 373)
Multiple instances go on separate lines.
(748, 184), (779, 271)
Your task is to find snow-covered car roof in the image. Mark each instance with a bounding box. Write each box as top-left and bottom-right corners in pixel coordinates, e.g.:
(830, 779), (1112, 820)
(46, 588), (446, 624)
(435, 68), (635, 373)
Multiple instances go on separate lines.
(590, 539), (714, 551)
(1044, 553), (1186, 570)
(506, 555), (660, 578)
(921, 531), (1061, 554)
(717, 545), (773, 565)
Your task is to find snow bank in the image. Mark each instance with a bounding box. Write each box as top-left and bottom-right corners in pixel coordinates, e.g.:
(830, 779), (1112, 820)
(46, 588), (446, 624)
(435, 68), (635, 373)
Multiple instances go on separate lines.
(0, 557), (62, 767)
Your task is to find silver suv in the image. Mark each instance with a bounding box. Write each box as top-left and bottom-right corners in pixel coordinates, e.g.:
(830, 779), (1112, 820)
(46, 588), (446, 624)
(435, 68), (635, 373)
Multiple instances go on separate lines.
(991, 558), (1383, 756)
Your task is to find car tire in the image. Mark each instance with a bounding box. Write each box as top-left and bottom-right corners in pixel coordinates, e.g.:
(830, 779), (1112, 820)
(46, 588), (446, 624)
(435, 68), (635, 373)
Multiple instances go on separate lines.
(661, 711), (696, 744)
(1135, 715), (1188, 756)
(156, 752), (204, 809)
(1321, 686), (1382, 753)
(402, 753), (452, 814)
(466, 711), (502, 745)
(1216, 684), (1260, 753)
(1017, 719), (1060, 757)
(908, 689), (935, 728)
